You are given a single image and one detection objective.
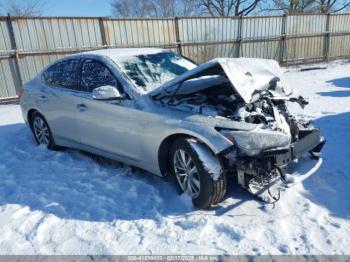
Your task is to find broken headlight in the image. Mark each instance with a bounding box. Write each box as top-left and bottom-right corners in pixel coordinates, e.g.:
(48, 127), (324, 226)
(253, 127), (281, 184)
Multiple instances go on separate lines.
(219, 129), (291, 157)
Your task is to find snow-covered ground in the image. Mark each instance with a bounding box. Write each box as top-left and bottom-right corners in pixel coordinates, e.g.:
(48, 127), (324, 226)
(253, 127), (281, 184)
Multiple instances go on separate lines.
(0, 60), (350, 255)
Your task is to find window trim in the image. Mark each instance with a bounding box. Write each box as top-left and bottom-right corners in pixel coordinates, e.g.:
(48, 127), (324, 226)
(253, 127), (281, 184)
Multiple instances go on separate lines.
(79, 58), (124, 95)
(41, 58), (81, 90)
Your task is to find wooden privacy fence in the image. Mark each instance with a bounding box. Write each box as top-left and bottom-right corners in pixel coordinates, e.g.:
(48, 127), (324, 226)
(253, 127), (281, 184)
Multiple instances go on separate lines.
(0, 13), (350, 100)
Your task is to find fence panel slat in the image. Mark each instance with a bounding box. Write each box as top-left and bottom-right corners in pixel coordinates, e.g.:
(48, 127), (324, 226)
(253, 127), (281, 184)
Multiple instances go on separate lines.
(1, 14), (350, 100)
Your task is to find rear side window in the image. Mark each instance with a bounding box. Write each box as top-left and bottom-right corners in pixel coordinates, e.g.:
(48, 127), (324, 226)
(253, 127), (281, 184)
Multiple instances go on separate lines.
(80, 59), (122, 93)
(42, 59), (80, 89)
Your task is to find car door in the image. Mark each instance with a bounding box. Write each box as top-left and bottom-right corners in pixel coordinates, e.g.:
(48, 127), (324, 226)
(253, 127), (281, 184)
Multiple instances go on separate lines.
(38, 59), (81, 145)
(74, 58), (141, 163)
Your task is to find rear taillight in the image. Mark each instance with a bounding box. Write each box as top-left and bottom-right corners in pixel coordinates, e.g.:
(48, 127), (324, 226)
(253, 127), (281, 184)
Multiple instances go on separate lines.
(16, 87), (24, 97)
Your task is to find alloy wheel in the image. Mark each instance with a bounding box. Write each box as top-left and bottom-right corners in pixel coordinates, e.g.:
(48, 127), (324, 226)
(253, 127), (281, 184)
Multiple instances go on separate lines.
(173, 149), (200, 198)
(33, 116), (50, 145)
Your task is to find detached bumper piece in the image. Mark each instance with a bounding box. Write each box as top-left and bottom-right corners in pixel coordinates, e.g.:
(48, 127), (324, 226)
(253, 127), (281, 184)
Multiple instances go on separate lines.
(236, 129), (325, 204)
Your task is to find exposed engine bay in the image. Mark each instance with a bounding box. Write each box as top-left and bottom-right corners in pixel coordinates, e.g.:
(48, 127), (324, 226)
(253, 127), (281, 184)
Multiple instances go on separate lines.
(152, 58), (325, 204)
(154, 72), (313, 145)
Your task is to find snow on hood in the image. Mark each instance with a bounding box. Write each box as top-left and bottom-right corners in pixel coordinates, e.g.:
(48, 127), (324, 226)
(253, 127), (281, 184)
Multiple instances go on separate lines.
(150, 57), (290, 103)
(218, 58), (289, 103)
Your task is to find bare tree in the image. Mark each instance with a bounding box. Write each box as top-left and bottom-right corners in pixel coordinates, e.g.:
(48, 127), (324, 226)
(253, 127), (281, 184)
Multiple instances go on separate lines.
(111, 0), (155, 17)
(260, 0), (350, 14)
(182, 0), (199, 15)
(317, 0), (350, 12)
(261, 0), (316, 14)
(111, 0), (198, 17)
(198, 0), (262, 16)
(157, 0), (198, 16)
(0, 0), (46, 16)
(112, 0), (348, 17)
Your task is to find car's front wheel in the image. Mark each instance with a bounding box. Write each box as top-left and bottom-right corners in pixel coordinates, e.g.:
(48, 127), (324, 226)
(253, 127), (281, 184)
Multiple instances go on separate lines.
(30, 111), (60, 150)
(170, 138), (227, 209)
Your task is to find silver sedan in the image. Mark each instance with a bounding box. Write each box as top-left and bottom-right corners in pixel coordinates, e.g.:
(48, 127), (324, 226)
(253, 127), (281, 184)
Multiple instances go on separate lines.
(20, 48), (325, 208)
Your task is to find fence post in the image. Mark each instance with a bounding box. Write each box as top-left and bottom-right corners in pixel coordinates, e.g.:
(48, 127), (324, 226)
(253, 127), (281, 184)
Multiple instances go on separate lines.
(99, 17), (108, 48)
(174, 17), (182, 55)
(324, 13), (331, 61)
(279, 13), (287, 64)
(6, 13), (23, 93)
(236, 15), (243, 58)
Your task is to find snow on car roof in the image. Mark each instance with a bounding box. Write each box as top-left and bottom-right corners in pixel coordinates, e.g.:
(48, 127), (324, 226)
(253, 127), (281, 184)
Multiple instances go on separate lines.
(82, 48), (166, 59)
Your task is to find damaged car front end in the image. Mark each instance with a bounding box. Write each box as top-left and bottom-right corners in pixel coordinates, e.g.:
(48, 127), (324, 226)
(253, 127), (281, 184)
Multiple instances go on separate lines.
(220, 124), (325, 203)
(149, 57), (325, 203)
(21, 48), (325, 208)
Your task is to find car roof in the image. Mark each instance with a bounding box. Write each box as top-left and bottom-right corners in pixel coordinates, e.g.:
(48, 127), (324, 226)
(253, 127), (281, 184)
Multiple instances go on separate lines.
(80, 48), (166, 60)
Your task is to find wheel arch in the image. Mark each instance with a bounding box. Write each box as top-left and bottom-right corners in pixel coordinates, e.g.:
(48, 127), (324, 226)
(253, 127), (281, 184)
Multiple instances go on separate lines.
(27, 108), (61, 150)
(27, 107), (47, 125)
(157, 133), (221, 177)
(27, 108), (40, 130)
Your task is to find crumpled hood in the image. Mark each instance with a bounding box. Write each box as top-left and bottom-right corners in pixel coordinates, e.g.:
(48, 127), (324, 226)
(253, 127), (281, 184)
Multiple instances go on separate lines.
(149, 57), (290, 103)
(217, 58), (290, 103)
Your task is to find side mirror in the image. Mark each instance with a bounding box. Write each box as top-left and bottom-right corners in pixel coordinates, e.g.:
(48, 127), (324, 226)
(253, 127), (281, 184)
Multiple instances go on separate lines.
(92, 85), (123, 100)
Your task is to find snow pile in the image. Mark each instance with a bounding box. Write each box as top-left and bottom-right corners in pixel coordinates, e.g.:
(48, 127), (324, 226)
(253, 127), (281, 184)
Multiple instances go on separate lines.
(0, 60), (350, 255)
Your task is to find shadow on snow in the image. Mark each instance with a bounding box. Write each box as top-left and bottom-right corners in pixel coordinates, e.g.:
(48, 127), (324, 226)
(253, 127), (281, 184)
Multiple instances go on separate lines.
(299, 112), (350, 219)
(326, 77), (350, 88)
(0, 112), (349, 221)
(318, 77), (350, 97)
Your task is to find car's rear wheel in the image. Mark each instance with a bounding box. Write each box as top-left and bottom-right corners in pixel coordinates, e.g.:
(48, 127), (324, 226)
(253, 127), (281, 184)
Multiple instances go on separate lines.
(30, 111), (60, 150)
(170, 138), (227, 209)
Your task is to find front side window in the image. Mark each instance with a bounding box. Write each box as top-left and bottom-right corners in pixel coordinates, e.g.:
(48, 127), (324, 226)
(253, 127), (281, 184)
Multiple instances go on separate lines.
(42, 59), (80, 89)
(115, 52), (197, 93)
(80, 59), (121, 93)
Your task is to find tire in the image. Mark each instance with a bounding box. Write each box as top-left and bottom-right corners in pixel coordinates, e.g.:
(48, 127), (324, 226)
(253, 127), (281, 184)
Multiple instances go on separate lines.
(169, 137), (227, 209)
(30, 111), (61, 150)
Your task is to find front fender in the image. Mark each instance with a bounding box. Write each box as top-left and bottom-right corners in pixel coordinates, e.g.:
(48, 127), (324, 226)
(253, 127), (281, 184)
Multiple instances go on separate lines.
(139, 116), (234, 176)
(163, 126), (231, 155)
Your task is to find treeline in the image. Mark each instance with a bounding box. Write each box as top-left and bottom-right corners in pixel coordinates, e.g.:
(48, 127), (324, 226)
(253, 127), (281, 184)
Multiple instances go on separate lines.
(1, 0), (349, 17)
(111, 0), (350, 17)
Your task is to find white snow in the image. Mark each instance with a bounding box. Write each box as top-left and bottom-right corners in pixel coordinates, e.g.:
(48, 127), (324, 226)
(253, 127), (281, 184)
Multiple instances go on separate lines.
(1, 60), (350, 255)
(218, 57), (286, 103)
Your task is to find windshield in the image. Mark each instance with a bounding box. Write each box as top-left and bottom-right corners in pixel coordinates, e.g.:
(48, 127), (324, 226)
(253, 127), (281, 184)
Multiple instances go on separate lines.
(115, 52), (197, 93)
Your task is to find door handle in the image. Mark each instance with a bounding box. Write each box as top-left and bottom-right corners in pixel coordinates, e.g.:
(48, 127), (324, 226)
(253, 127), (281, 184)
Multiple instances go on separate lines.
(77, 103), (88, 112)
(38, 95), (47, 101)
